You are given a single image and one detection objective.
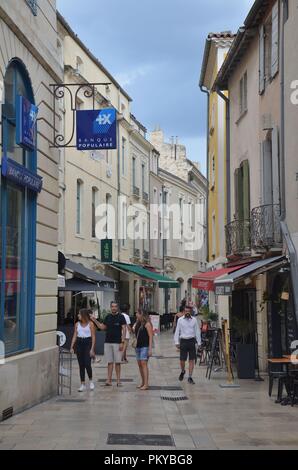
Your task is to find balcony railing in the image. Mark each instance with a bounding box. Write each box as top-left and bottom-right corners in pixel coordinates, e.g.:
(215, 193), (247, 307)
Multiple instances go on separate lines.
(143, 192), (149, 203)
(225, 219), (251, 256)
(133, 248), (140, 259)
(143, 250), (149, 262)
(251, 204), (282, 251)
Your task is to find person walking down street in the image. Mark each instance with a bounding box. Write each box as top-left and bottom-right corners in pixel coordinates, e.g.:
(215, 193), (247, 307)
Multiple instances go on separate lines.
(134, 310), (153, 391)
(70, 309), (96, 392)
(121, 303), (132, 363)
(93, 302), (126, 387)
(174, 305), (201, 385)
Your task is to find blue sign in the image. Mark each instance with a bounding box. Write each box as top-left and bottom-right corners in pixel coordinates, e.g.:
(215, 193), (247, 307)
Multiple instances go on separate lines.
(1, 156), (43, 193)
(76, 108), (117, 150)
(16, 95), (38, 150)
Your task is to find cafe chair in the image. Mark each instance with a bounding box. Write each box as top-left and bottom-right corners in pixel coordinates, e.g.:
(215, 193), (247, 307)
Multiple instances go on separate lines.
(268, 368), (290, 402)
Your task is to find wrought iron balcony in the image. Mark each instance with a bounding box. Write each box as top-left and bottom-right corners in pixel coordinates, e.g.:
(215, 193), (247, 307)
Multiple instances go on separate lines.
(143, 250), (150, 263)
(225, 219), (251, 256)
(133, 248), (140, 259)
(143, 192), (149, 203)
(251, 204), (282, 251)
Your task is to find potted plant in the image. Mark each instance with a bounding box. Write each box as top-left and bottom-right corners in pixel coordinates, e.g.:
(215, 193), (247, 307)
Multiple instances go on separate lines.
(232, 317), (255, 379)
(201, 306), (219, 328)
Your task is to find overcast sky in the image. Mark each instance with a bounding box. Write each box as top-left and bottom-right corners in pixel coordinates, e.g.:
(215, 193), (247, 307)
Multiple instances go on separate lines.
(57, 0), (255, 175)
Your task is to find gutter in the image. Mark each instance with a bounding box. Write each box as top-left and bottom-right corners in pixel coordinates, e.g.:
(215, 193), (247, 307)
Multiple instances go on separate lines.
(200, 85), (210, 263)
(280, 0), (298, 324)
(215, 87), (231, 225)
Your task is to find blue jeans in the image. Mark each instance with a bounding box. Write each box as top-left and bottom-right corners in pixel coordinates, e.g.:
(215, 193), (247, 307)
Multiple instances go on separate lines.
(136, 347), (150, 361)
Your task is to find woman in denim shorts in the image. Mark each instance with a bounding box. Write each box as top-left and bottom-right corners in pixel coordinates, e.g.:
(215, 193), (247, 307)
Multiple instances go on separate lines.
(134, 310), (153, 391)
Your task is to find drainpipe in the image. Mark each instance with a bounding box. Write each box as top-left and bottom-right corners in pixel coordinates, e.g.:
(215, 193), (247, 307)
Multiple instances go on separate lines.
(215, 87), (231, 225)
(117, 87), (121, 262)
(200, 85), (210, 263)
(280, 0), (298, 324)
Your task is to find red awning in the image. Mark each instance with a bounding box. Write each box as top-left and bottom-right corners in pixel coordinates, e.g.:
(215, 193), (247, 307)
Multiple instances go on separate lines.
(192, 265), (247, 291)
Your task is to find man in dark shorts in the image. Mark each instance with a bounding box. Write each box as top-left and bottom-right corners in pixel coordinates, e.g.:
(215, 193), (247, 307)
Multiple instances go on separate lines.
(174, 305), (201, 384)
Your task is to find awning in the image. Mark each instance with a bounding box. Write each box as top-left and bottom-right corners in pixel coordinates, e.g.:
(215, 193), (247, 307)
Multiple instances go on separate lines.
(65, 259), (115, 287)
(192, 264), (247, 291)
(214, 256), (287, 295)
(59, 277), (115, 292)
(112, 262), (180, 289)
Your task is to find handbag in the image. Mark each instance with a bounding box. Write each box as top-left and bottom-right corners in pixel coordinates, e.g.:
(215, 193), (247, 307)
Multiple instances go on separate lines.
(131, 323), (142, 349)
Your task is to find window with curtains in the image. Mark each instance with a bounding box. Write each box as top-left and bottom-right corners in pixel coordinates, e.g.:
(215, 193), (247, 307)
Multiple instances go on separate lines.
(1, 60), (37, 356)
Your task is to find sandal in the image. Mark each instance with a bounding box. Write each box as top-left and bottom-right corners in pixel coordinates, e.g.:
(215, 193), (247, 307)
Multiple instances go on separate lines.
(105, 383), (112, 387)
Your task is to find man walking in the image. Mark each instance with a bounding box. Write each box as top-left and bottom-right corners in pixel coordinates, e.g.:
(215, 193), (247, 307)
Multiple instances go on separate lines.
(174, 305), (201, 385)
(93, 302), (126, 387)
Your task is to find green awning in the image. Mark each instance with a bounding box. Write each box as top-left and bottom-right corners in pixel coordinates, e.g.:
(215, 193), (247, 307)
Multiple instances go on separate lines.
(112, 262), (179, 289)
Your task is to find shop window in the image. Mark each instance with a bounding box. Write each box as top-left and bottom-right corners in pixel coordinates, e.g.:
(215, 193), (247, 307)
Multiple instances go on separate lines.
(1, 60), (37, 356)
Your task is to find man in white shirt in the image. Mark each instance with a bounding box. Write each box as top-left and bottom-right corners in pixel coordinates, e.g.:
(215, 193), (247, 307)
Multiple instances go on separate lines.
(121, 304), (132, 363)
(174, 305), (201, 385)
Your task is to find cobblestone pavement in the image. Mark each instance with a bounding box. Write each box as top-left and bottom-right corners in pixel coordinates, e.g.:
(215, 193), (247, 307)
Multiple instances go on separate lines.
(1, 331), (298, 450)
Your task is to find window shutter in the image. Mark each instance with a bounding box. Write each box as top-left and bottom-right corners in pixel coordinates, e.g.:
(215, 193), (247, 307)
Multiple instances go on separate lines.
(271, 1), (279, 78)
(271, 126), (280, 206)
(262, 140), (273, 205)
(234, 168), (240, 219)
(242, 160), (250, 220)
(259, 25), (265, 94)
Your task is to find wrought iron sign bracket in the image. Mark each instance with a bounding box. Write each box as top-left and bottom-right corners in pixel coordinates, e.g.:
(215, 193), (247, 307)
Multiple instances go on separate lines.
(49, 82), (112, 149)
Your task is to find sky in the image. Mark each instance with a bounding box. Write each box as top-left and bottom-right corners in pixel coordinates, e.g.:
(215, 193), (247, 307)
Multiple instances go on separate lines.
(57, 0), (255, 175)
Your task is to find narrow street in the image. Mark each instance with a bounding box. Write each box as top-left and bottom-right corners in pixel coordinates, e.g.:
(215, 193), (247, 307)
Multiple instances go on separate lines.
(1, 331), (298, 451)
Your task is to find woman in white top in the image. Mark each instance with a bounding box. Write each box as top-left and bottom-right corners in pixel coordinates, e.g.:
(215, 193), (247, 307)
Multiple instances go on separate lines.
(70, 309), (96, 392)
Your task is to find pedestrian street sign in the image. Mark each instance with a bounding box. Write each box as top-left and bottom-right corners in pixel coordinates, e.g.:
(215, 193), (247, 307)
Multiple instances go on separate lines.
(101, 239), (113, 263)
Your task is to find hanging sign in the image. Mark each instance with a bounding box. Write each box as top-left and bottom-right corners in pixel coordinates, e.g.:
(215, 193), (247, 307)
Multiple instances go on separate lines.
(76, 108), (117, 150)
(1, 156), (43, 193)
(16, 95), (38, 150)
(101, 239), (113, 263)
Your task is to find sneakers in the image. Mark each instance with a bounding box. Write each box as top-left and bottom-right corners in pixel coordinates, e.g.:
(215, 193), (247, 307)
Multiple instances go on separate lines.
(188, 377), (195, 385)
(89, 382), (95, 391)
(179, 370), (186, 382)
(78, 384), (86, 392)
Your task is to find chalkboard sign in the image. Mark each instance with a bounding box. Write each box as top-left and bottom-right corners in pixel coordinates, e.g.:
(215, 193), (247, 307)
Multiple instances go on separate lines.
(206, 329), (225, 380)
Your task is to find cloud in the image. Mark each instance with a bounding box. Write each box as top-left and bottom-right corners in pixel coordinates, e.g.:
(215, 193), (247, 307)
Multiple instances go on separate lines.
(115, 64), (155, 88)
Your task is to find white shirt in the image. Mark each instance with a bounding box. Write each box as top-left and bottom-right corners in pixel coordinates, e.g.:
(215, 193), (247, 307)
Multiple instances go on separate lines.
(77, 322), (92, 338)
(174, 316), (201, 346)
(122, 313), (131, 340)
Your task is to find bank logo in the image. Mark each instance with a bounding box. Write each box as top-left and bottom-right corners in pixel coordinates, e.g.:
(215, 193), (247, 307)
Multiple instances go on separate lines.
(93, 110), (114, 135)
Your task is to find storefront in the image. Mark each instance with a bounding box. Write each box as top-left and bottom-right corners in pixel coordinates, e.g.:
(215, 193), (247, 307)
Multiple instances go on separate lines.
(1, 60), (40, 357)
(214, 256), (289, 373)
(111, 262), (179, 315)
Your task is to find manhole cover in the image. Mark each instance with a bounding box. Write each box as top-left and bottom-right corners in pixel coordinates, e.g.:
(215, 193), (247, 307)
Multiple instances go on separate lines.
(56, 399), (86, 403)
(161, 396), (189, 402)
(149, 386), (183, 391)
(98, 379), (134, 383)
(107, 434), (175, 447)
